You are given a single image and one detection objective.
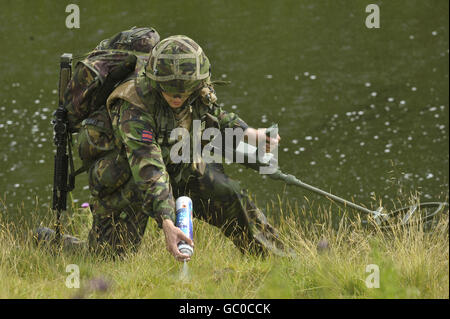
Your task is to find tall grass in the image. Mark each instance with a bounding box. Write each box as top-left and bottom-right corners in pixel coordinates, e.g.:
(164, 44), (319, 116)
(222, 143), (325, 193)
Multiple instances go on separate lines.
(0, 195), (448, 299)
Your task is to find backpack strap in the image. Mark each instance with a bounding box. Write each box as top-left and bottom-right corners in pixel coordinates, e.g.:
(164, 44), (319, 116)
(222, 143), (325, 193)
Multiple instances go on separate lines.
(106, 79), (146, 111)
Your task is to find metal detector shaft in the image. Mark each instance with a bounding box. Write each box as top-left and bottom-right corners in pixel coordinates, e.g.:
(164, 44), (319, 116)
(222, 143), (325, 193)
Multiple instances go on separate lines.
(263, 124), (376, 215)
(269, 169), (377, 215)
(260, 124), (448, 226)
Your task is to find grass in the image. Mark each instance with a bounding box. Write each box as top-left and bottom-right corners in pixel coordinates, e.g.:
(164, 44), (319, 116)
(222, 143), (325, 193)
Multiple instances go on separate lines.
(0, 195), (448, 299)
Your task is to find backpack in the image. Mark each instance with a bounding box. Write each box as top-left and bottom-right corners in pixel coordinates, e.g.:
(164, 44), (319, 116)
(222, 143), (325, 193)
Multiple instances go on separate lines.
(65, 26), (159, 131)
(62, 27), (160, 180)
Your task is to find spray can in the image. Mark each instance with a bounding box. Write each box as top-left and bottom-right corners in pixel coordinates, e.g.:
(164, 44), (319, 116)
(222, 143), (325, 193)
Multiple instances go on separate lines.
(175, 196), (194, 257)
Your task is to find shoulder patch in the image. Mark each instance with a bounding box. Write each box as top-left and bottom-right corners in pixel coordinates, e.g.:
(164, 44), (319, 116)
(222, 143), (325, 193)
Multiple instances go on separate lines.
(141, 129), (154, 143)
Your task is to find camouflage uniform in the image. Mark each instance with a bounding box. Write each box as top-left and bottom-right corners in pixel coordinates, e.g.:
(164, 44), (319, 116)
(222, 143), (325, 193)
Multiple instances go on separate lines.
(85, 36), (288, 256)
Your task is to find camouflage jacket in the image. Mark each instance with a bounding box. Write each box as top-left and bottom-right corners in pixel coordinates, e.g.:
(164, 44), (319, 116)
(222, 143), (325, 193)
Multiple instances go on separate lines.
(106, 75), (249, 227)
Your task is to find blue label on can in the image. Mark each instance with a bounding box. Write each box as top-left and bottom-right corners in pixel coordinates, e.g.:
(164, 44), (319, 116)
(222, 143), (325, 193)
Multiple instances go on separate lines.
(175, 207), (193, 240)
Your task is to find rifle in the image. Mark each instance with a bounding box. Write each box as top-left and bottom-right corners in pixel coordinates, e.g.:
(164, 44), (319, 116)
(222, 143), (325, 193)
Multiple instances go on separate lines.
(50, 53), (136, 242)
(52, 53), (74, 241)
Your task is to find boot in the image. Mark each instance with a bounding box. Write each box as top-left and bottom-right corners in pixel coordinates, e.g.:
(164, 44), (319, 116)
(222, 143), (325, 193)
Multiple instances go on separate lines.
(34, 227), (85, 249)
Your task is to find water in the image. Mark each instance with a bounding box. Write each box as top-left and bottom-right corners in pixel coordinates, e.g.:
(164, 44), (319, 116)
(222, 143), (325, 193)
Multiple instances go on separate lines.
(0, 0), (448, 221)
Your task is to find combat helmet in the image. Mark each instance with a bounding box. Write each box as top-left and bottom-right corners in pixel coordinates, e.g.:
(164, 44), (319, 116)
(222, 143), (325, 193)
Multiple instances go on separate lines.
(145, 35), (211, 93)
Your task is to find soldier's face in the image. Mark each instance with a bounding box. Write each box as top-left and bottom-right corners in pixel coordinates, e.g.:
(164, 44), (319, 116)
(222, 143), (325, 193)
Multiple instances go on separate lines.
(161, 91), (191, 109)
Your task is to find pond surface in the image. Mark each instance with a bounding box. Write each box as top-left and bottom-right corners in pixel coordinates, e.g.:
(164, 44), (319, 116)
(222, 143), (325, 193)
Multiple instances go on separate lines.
(0, 0), (448, 220)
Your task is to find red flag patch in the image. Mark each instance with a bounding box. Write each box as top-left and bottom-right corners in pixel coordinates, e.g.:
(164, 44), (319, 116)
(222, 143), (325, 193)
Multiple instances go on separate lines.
(141, 130), (153, 143)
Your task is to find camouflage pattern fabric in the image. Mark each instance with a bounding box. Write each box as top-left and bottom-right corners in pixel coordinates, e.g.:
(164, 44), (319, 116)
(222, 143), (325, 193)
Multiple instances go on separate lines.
(87, 163), (288, 257)
(95, 26), (160, 53)
(87, 199), (148, 256)
(65, 26), (159, 132)
(172, 163), (288, 256)
(105, 76), (250, 226)
(64, 51), (148, 131)
(77, 106), (121, 168)
(84, 77), (290, 257)
(88, 150), (132, 199)
(77, 35), (290, 257)
(146, 35), (210, 93)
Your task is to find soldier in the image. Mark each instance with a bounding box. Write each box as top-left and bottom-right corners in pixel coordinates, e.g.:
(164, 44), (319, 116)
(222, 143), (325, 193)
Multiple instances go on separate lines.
(63, 35), (290, 260)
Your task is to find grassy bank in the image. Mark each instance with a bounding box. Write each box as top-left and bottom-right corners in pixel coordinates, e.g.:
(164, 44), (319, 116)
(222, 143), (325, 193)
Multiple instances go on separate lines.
(0, 196), (448, 299)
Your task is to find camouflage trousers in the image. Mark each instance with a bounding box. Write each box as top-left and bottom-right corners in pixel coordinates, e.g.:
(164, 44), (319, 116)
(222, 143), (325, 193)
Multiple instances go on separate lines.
(88, 163), (288, 257)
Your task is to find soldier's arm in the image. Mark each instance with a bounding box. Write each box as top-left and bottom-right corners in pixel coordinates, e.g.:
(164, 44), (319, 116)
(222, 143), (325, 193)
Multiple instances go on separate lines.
(109, 100), (176, 227)
(209, 100), (280, 151)
(210, 103), (249, 132)
(199, 82), (249, 131)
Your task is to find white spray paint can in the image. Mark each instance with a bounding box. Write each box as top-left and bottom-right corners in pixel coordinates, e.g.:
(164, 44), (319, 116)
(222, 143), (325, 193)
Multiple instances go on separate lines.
(175, 196), (194, 257)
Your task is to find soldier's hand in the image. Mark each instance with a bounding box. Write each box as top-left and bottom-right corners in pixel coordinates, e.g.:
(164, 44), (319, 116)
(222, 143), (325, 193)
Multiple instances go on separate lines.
(265, 128), (281, 153)
(162, 219), (194, 262)
(244, 128), (280, 153)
